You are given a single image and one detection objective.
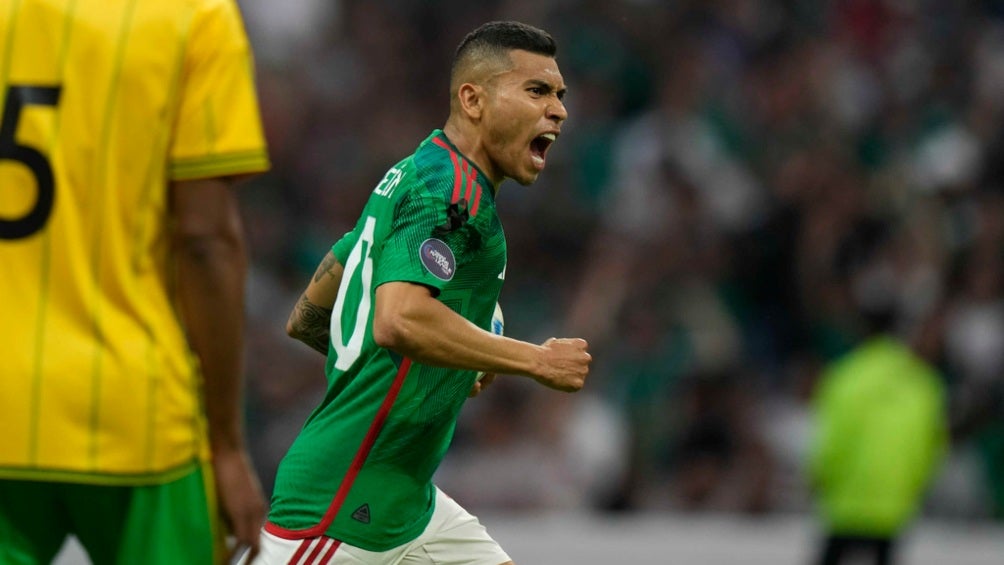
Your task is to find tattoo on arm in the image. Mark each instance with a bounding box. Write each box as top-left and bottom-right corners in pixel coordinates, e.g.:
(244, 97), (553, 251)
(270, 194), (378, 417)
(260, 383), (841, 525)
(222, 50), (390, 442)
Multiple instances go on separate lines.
(288, 294), (333, 355)
(313, 252), (340, 283)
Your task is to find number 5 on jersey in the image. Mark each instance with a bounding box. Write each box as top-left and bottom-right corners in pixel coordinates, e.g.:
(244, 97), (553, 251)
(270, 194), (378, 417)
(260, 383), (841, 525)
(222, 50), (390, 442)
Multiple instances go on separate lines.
(0, 85), (62, 239)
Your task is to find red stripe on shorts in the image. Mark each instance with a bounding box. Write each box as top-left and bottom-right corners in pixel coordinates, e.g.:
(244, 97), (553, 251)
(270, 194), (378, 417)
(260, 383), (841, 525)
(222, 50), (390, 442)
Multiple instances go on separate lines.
(318, 539), (343, 565)
(302, 537), (331, 564)
(287, 539), (313, 564)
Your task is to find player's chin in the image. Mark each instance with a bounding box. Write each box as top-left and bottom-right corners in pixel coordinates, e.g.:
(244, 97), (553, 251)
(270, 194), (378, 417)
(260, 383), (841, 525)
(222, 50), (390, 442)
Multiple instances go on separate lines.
(511, 166), (542, 186)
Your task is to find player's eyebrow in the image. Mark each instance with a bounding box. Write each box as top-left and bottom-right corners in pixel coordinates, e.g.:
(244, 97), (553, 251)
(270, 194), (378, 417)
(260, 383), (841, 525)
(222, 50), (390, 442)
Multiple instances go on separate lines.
(526, 79), (567, 100)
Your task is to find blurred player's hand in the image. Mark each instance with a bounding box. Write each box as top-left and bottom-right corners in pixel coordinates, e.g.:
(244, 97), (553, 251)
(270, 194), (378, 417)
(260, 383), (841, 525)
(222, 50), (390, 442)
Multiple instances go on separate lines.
(535, 337), (591, 392)
(469, 373), (497, 397)
(213, 447), (266, 562)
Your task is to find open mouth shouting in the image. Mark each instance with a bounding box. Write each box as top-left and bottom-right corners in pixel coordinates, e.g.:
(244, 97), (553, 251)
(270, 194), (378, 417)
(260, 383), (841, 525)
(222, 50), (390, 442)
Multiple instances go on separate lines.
(530, 132), (557, 170)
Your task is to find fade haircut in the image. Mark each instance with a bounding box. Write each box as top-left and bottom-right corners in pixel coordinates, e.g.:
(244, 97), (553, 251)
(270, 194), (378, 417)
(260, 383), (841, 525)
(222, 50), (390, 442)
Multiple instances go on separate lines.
(450, 21), (557, 97)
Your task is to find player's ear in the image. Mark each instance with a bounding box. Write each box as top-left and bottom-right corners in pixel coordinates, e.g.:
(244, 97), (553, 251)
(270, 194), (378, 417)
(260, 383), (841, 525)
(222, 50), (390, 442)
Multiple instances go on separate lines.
(457, 82), (484, 120)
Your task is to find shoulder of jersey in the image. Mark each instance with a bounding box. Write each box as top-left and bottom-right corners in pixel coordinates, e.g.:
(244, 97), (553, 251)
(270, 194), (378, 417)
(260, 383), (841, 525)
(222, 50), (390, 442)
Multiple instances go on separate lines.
(412, 139), (466, 202)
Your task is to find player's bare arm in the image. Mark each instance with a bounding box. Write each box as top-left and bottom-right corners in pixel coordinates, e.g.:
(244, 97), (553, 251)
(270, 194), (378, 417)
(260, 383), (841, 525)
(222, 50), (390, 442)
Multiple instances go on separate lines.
(287, 296), (332, 355)
(173, 177), (248, 449)
(287, 250), (344, 354)
(373, 281), (590, 392)
(171, 177), (265, 559)
(312, 249), (342, 284)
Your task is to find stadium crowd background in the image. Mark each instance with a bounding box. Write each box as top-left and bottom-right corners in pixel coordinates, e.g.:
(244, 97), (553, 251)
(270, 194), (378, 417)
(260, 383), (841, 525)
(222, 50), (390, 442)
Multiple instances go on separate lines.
(234, 0), (1004, 523)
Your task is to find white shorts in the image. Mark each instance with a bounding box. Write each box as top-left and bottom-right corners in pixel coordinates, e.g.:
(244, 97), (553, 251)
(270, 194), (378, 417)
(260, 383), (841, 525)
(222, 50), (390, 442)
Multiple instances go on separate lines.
(241, 487), (511, 565)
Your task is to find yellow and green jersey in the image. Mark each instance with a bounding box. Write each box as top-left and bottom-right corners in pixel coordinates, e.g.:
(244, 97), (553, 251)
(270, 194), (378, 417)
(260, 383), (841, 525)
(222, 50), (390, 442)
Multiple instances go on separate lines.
(0, 0), (268, 484)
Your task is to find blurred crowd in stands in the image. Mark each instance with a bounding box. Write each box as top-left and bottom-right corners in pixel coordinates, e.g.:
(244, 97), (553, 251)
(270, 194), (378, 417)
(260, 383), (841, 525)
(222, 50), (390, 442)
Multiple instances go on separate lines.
(235, 0), (1004, 521)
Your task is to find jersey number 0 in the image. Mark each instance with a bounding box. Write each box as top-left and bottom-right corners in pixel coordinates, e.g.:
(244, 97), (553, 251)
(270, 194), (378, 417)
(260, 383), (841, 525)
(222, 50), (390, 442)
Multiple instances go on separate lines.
(330, 216), (377, 370)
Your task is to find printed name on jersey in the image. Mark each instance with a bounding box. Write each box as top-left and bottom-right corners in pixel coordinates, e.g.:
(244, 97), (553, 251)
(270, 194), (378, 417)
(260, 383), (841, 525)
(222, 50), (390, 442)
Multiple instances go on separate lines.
(373, 166), (404, 197)
(419, 238), (456, 281)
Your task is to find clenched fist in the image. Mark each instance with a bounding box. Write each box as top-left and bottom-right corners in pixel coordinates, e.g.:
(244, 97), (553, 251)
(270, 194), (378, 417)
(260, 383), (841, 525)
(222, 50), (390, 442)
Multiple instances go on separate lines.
(534, 337), (591, 392)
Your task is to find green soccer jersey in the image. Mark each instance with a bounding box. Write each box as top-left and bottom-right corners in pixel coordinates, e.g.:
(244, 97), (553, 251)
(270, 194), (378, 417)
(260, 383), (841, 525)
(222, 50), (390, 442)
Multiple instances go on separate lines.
(266, 131), (507, 551)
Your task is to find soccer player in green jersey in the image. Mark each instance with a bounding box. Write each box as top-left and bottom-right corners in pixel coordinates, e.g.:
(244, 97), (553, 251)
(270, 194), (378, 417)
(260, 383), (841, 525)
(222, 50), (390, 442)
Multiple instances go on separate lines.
(0, 0), (267, 563)
(243, 21), (591, 565)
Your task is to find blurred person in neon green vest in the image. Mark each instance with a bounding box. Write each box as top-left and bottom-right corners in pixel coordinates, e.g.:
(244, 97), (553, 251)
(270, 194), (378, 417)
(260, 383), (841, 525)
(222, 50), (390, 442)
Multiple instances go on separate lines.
(807, 274), (949, 565)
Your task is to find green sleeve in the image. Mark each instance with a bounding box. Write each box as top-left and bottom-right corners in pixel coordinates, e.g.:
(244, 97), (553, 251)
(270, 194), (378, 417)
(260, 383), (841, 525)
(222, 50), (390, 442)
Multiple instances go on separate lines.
(374, 189), (453, 294)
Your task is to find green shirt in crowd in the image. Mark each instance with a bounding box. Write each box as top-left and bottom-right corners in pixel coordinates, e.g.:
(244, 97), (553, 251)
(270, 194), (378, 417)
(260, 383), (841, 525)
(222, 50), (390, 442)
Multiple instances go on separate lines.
(808, 335), (948, 536)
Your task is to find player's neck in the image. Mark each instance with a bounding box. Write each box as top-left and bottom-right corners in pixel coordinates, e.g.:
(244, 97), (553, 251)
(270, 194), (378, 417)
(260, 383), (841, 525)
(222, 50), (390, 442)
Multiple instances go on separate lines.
(442, 121), (500, 191)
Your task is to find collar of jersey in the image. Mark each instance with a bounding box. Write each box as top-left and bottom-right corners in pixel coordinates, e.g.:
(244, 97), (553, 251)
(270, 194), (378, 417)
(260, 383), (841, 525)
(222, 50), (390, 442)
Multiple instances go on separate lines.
(431, 130), (497, 197)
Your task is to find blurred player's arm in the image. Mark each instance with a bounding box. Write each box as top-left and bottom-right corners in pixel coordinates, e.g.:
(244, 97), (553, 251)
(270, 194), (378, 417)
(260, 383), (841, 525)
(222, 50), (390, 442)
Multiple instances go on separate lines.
(373, 281), (590, 392)
(286, 250), (343, 354)
(564, 233), (635, 345)
(171, 177), (265, 556)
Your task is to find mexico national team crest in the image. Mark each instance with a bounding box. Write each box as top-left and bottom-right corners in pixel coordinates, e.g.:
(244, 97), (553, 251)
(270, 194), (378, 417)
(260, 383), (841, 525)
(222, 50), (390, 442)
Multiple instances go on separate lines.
(419, 238), (456, 281)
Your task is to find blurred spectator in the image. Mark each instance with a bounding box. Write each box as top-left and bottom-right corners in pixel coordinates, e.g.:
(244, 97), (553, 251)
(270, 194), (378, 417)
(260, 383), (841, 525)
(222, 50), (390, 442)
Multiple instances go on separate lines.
(943, 234), (1004, 517)
(438, 381), (628, 511)
(670, 369), (773, 514)
(807, 293), (949, 565)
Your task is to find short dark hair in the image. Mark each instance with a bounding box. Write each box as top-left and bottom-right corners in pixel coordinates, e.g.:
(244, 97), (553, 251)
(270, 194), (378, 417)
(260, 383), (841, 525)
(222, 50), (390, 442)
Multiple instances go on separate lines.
(455, 21), (556, 60)
(451, 21), (556, 84)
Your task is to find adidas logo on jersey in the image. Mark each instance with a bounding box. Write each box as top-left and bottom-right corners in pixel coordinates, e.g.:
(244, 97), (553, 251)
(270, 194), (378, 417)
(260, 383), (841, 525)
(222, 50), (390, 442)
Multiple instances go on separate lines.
(351, 504), (371, 524)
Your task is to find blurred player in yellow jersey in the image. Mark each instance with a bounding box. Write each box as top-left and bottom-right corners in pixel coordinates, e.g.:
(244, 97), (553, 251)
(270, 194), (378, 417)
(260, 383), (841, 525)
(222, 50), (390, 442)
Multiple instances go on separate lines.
(0, 0), (269, 563)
